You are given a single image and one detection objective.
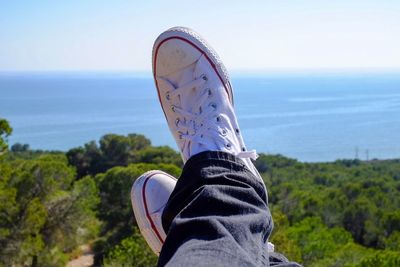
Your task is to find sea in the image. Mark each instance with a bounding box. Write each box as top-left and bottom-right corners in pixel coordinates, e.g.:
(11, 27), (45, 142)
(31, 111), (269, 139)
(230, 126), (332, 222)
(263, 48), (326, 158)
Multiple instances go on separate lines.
(1, 71), (399, 162)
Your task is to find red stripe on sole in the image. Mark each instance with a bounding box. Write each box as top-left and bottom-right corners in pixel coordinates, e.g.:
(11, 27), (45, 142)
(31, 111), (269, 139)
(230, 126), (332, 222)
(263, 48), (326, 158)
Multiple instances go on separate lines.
(142, 173), (165, 244)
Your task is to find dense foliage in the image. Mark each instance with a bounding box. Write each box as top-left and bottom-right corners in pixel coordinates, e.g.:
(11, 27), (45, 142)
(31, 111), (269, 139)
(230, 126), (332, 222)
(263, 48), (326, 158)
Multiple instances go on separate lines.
(259, 155), (400, 266)
(0, 125), (99, 266)
(66, 134), (181, 178)
(0, 118), (399, 266)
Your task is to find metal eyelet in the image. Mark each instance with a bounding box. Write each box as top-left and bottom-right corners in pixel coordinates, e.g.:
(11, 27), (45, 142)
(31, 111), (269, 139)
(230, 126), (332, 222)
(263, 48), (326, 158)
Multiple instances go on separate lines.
(242, 147), (246, 151)
(225, 143), (232, 150)
(216, 116), (221, 122)
(175, 118), (180, 127)
(202, 75), (208, 81)
(200, 134), (204, 138)
(171, 105), (176, 112)
(221, 129), (227, 136)
(166, 92), (170, 100)
(235, 129), (240, 134)
(207, 89), (212, 96)
(209, 103), (217, 110)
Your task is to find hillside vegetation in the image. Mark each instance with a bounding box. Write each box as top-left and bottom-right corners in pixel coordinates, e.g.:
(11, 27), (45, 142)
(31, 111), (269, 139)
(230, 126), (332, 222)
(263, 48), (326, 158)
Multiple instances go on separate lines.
(0, 119), (399, 267)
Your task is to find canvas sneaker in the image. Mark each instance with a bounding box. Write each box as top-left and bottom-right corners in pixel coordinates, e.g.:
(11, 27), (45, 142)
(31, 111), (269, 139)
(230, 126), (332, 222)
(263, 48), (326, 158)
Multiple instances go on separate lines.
(130, 170), (177, 255)
(152, 26), (262, 180)
(131, 170), (275, 255)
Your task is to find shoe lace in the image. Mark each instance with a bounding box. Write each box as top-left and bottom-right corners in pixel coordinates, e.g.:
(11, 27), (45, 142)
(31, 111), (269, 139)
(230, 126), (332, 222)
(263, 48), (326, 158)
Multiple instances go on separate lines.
(160, 75), (258, 161)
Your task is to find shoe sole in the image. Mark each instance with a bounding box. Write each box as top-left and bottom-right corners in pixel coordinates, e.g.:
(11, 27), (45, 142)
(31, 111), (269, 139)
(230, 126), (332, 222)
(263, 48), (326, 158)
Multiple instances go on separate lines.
(131, 170), (177, 254)
(152, 26), (234, 121)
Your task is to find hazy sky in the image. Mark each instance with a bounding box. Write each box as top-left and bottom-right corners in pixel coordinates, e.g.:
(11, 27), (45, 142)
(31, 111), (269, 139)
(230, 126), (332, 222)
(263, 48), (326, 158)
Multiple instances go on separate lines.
(1, 0), (399, 71)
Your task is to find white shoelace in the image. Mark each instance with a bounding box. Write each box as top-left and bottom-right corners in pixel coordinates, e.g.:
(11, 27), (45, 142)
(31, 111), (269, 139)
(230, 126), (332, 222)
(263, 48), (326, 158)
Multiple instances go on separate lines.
(160, 75), (258, 161)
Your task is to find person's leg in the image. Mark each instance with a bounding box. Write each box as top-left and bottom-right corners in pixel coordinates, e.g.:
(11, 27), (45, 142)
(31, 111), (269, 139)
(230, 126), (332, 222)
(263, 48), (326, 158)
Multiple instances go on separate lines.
(149, 27), (301, 266)
(159, 151), (270, 266)
(158, 151), (301, 267)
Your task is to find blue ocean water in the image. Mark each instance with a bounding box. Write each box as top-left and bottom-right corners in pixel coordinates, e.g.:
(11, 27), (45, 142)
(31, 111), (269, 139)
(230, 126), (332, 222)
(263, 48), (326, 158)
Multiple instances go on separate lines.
(1, 72), (399, 162)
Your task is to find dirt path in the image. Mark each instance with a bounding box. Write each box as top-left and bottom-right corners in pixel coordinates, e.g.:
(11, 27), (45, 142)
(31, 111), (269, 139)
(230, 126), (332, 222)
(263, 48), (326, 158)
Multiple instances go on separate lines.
(66, 245), (94, 267)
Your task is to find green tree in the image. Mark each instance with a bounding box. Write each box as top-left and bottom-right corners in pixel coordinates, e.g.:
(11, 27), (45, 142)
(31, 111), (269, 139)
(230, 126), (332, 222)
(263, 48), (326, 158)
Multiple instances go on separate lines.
(10, 143), (30, 152)
(0, 155), (99, 266)
(135, 146), (182, 166)
(343, 196), (379, 246)
(66, 141), (103, 178)
(356, 250), (400, 267)
(96, 163), (180, 232)
(66, 133), (182, 178)
(0, 119), (12, 155)
(99, 134), (151, 169)
(287, 217), (353, 265)
(385, 231), (400, 251)
(103, 228), (157, 267)
(315, 242), (372, 267)
(383, 211), (400, 236)
(269, 209), (302, 263)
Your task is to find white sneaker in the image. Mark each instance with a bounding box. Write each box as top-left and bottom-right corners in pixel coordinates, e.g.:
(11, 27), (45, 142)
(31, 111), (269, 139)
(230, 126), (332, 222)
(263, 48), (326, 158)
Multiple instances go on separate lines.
(130, 170), (177, 255)
(152, 26), (261, 180)
(131, 170), (275, 255)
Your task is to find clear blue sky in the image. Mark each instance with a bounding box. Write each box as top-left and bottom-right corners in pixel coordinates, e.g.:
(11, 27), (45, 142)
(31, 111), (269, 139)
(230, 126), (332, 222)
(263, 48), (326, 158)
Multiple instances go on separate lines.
(1, 0), (399, 72)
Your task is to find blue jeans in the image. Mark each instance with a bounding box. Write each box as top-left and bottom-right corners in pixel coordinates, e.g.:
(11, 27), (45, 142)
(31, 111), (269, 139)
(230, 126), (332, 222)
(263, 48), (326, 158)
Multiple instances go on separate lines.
(158, 151), (301, 267)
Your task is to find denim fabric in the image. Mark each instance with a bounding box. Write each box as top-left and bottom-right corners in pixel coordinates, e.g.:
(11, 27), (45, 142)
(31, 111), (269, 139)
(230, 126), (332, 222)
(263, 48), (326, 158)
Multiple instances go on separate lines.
(158, 151), (301, 267)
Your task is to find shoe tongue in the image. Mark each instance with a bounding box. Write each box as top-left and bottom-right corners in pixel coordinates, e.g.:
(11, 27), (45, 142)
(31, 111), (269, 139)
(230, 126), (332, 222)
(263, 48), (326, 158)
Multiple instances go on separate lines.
(167, 55), (206, 87)
(165, 62), (196, 87)
(165, 62), (200, 114)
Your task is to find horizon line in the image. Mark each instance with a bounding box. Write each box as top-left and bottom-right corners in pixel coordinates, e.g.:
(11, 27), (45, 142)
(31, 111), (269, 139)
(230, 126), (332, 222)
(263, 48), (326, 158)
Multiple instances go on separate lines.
(1, 68), (400, 79)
